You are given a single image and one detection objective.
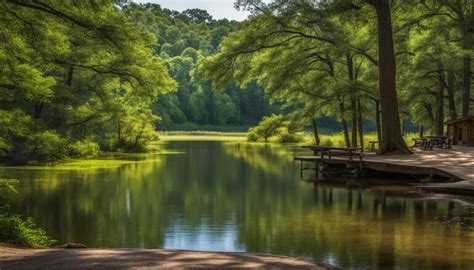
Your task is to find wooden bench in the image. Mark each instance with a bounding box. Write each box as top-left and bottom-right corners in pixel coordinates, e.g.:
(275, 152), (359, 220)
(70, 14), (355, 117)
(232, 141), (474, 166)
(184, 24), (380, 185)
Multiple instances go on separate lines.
(302, 146), (364, 162)
(413, 136), (453, 150)
(297, 146), (364, 179)
(368, 141), (378, 152)
(412, 138), (428, 149)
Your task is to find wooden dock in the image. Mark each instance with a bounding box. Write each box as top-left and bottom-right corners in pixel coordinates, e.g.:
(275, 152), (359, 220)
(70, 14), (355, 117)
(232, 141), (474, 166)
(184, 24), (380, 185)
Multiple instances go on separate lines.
(294, 146), (474, 194)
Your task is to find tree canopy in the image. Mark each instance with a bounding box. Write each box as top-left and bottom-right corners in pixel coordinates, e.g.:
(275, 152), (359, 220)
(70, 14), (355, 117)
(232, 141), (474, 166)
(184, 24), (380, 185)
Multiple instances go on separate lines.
(0, 0), (472, 159)
(0, 0), (175, 163)
(202, 0), (473, 154)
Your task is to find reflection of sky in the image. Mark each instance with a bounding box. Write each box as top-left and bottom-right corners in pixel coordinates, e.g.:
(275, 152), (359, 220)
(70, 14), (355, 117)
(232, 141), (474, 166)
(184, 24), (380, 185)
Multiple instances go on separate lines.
(163, 218), (245, 252)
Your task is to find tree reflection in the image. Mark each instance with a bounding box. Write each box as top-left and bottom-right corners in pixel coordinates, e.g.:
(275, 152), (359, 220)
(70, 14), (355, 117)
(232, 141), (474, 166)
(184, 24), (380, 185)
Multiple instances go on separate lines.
(1, 141), (473, 269)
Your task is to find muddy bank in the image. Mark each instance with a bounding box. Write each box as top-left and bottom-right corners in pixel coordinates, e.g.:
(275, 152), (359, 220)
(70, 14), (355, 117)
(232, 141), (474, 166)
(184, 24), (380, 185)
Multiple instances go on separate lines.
(0, 247), (337, 269)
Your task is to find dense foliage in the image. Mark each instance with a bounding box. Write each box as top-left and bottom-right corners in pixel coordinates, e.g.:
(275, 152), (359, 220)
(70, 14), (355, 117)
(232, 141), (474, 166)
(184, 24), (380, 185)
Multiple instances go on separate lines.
(0, 0), (472, 159)
(0, 0), (175, 163)
(124, 3), (276, 130)
(0, 179), (55, 247)
(202, 0), (473, 153)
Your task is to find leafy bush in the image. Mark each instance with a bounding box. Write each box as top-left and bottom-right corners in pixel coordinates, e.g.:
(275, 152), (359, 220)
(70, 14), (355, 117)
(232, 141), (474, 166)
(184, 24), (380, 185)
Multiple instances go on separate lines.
(0, 213), (56, 248)
(246, 131), (259, 142)
(247, 114), (284, 143)
(0, 179), (55, 248)
(319, 137), (334, 147)
(116, 110), (160, 153)
(0, 178), (17, 194)
(69, 140), (100, 158)
(247, 115), (306, 143)
(26, 131), (68, 162)
(276, 131), (302, 143)
(319, 133), (348, 147)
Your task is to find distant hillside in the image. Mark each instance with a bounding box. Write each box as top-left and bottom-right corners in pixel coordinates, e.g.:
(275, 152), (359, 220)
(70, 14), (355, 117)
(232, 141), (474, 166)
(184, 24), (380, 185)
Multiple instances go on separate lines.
(125, 4), (278, 130)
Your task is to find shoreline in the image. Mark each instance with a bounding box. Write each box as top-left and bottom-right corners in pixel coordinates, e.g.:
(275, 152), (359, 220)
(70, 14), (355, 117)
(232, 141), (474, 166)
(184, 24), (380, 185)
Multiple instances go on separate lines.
(0, 247), (337, 269)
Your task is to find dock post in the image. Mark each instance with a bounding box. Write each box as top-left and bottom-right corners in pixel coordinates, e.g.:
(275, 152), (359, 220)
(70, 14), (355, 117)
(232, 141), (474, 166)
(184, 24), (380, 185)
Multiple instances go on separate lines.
(314, 161), (319, 181)
(300, 160), (303, 179)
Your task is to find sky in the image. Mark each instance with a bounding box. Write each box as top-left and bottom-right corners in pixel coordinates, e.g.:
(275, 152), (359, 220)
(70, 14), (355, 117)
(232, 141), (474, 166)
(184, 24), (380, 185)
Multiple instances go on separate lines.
(133, 0), (251, 21)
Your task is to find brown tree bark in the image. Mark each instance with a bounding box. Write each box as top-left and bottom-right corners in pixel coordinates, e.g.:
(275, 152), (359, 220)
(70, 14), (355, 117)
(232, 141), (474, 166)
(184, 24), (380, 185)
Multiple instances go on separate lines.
(311, 118), (321, 145)
(34, 102), (43, 119)
(424, 103), (435, 133)
(357, 99), (364, 149)
(66, 65), (74, 87)
(347, 54), (358, 147)
(375, 99), (382, 144)
(435, 68), (445, 135)
(462, 55), (471, 117)
(447, 70), (457, 121)
(339, 101), (351, 147)
(369, 0), (410, 154)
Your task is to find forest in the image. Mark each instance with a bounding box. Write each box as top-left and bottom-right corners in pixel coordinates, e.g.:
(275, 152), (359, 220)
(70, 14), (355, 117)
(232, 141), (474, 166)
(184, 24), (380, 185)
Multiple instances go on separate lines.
(202, 0), (473, 153)
(0, 0), (472, 164)
(0, 1), (474, 267)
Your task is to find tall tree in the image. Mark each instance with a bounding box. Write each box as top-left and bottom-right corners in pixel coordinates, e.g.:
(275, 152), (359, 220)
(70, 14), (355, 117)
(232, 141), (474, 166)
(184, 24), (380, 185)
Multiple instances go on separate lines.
(364, 0), (410, 153)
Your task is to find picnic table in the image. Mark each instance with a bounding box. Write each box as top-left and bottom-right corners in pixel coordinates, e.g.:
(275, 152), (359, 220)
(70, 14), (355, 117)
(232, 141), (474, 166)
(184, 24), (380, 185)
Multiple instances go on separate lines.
(413, 136), (452, 150)
(302, 146), (363, 161)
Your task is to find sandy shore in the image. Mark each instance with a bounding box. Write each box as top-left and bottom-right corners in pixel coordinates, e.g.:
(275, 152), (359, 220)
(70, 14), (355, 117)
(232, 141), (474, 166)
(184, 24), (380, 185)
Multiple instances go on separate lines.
(0, 247), (337, 269)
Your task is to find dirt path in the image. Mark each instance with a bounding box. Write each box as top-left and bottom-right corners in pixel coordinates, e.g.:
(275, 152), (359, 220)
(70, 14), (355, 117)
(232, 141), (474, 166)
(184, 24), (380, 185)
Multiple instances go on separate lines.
(0, 247), (336, 269)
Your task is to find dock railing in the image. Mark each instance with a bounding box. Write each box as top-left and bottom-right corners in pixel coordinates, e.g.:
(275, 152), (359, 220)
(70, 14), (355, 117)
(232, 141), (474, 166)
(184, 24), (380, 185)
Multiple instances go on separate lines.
(301, 146), (364, 162)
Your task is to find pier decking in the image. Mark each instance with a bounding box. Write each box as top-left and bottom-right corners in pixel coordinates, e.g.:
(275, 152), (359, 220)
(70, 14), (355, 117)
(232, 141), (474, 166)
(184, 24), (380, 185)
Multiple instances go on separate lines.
(295, 146), (474, 194)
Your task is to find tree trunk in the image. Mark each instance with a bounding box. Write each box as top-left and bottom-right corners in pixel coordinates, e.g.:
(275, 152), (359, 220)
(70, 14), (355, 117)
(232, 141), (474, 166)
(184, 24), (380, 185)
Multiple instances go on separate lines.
(347, 54), (357, 147)
(339, 102), (351, 147)
(447, 70), (457, 120)
(34, 102), (44, 119)
(370, 0), (410, 154)
(117, 118), (122, 142)
(66, 65), (74, 87)
(357, 99), (364, 149)
(311, 118), (321, 145)
(462, 55), (471, 117)
(419, 125), (424, 138)
(424, 103), (435, 133)
(435, 68), (445, 135)
(375, 99), (382, 144)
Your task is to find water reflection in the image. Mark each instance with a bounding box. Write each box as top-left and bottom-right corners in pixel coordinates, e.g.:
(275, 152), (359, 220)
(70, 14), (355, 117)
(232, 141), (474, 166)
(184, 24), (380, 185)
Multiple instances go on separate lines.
(1, 141), (473, 269)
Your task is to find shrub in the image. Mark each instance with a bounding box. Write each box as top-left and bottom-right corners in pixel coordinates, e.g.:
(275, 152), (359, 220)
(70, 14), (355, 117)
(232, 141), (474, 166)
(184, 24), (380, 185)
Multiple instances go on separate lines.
(246, 130), (259, 142)
(0, 213), (56, 248)
(276, 132), (302, 143)
(320, 137), (334, 147)
(26, 131), (68, 162)
(246, 114), (284, 143)
(117, 110), (160, 152)
(69, 140), (100, 158)
(0, 179), (55, 248)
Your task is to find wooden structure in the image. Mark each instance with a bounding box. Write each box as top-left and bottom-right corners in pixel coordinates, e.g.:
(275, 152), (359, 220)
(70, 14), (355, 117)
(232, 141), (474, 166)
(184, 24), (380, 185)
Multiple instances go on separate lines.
(301, 146), (363, 161)
(447, 117), (474, 146)
(297, 146), (363, 179)
(412, 136), (452, 150)
(368, 141), (378, 152)
(294, 146), (474, 194)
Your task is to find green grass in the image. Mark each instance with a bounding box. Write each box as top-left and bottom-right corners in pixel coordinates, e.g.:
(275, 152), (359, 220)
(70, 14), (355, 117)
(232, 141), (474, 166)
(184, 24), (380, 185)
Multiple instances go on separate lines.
(0, 152), (182, 171)
(276, 132), (419, 151)
(159, 131), (247, 137)
(159, 131), (247, 142)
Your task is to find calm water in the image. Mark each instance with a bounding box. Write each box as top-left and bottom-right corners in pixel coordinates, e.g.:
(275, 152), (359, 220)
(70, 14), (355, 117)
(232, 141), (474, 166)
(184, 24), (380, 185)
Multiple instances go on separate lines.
(2, 141), (474, 269)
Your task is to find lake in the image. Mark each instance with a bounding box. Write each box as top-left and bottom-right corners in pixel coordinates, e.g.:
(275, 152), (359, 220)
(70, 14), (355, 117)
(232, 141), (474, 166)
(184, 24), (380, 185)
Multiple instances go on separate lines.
(2, 140), (474, 269)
